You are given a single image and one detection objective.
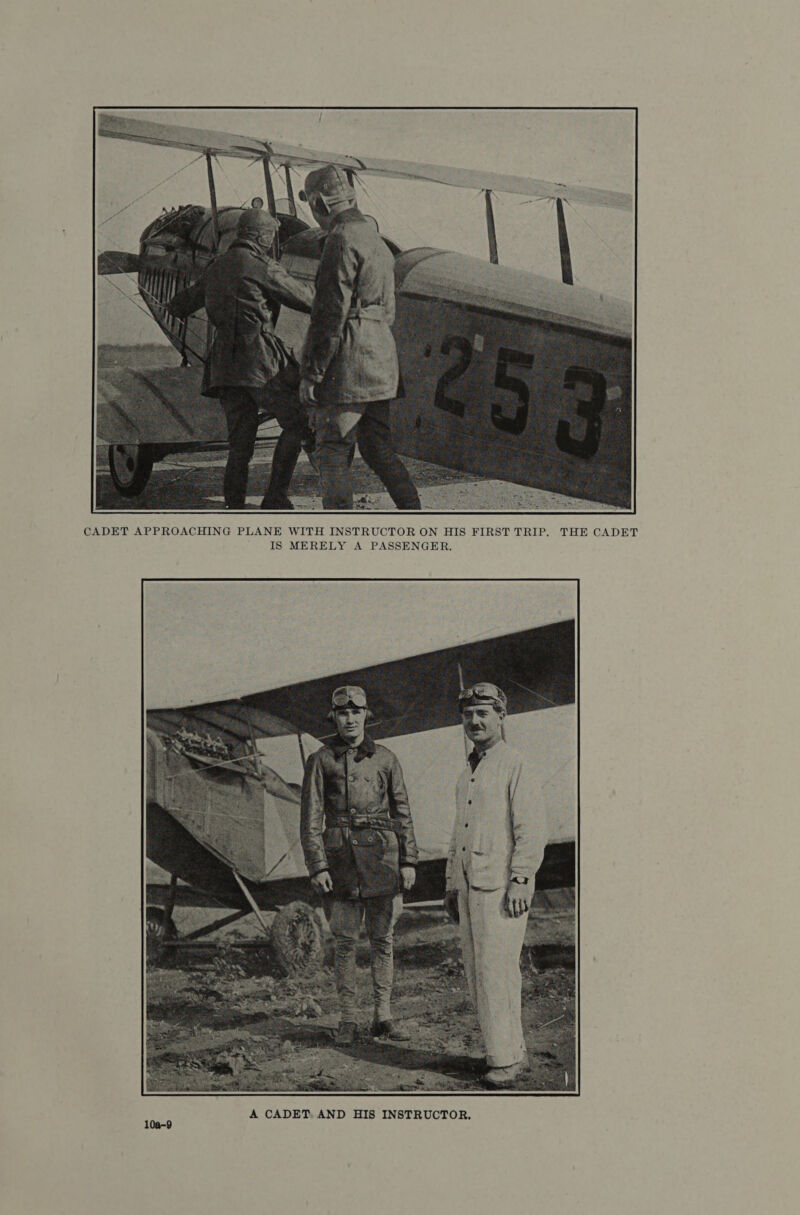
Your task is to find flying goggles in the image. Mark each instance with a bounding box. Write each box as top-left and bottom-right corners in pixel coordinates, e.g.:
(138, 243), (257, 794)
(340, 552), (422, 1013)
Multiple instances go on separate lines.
(330, 685), (368, 710)
(458, 682), (508, 710)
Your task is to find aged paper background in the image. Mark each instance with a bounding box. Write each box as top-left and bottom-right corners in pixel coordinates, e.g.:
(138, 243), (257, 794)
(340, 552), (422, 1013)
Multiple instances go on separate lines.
(2, 4), (795, 1212)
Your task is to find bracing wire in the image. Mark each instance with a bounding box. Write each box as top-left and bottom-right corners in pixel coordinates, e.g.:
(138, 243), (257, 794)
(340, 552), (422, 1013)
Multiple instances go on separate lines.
(99, 275), (207, 363)
(353, 173), (432, 249)
(101, 274), (163, 324)
(99, 154), (205, 226)
(503, 676), (559, 710)
(563, 198), (627, 267)
(212, 153), (249, 206)
(281, 164), (313, 224)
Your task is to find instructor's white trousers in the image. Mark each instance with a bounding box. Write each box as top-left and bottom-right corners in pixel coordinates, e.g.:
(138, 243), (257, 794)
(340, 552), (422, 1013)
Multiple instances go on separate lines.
(456, 880), (529, 1069)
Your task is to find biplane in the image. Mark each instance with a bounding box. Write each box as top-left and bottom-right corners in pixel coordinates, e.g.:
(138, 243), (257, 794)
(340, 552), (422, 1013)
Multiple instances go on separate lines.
(145, 614), (576, 972)
(97, 110), (633, 507)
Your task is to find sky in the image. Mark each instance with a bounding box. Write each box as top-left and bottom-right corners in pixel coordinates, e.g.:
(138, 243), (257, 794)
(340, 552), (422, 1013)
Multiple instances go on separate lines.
(97, 107), (634, 346)
(144, 579), (575, 706)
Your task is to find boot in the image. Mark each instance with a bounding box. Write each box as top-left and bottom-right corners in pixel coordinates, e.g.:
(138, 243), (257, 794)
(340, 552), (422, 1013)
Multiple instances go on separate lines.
(260, 494), (294, 510)
(371, 1019), (410, 1042)
(335, 1021), (358, 1046)
(261, 426), (302, 509)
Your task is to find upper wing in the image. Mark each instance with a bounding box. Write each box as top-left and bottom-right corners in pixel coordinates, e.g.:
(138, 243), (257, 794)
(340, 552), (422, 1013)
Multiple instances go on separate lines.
(146, 619), (575, 746)
(97, 111), (266, 160)
(98, 112), (632, 211)
(276, 149), (632, 211)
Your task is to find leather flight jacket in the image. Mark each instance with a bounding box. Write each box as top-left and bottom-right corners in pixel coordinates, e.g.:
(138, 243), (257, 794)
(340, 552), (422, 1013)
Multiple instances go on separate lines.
(168, 240), (313, 397)
(300, 735), (418, 899)
(300, 207), (400, 405)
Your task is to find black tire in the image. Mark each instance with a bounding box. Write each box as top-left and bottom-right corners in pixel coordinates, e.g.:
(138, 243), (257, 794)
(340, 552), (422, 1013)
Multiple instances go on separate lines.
(270, 901), (323, 977)
(108, 443), (155, 496)
(145, 905), (177, 965)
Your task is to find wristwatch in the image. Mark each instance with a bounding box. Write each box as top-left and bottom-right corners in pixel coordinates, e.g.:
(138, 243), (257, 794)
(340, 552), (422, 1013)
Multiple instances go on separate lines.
(510, 875), (528, 885)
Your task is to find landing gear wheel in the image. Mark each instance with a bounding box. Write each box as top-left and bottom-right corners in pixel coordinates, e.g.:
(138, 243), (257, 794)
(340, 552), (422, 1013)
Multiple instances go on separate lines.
(146, 905), (177, 965)
(108, 443), (155, 496)
(270, 901), (323, 976)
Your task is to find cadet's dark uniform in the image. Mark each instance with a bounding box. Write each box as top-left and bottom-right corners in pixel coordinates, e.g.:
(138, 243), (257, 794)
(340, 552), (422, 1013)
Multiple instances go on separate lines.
(169, 210), (313, 509)
(299, 166), (420, 511)
(301, 731), (418, 1026)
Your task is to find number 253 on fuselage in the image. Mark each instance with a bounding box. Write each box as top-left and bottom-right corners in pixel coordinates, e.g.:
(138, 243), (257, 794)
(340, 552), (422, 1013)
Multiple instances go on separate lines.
(97, 112), (633, 508)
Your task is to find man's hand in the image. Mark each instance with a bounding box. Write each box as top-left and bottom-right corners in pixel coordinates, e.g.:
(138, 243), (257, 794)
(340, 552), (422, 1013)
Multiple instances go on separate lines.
(506, 881), (531, 918)
(443, 890), (460, 924)
(310, 870), (333, 895)
(299, 377), (317, 408)
(400, 865), (416, 892)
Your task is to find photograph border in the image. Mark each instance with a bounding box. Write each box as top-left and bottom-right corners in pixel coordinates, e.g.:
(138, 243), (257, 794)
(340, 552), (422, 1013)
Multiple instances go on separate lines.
(140, 576), (581, 1097)
(94, 107), (637, 515)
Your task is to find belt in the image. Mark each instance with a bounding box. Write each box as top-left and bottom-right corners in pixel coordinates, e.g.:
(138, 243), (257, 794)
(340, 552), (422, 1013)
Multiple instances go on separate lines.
(347, 303), (388, 322)
(329, 814), (392, 829)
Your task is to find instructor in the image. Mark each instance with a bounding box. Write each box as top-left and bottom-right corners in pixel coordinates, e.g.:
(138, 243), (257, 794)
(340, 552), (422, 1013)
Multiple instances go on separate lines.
(298, 165), (420, 511)
(444, 682), (548, 1088)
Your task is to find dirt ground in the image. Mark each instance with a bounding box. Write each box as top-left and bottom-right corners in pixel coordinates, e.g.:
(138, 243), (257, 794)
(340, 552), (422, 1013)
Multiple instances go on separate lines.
(98, 444), (596, 513)
(146, 897), (576, 1094)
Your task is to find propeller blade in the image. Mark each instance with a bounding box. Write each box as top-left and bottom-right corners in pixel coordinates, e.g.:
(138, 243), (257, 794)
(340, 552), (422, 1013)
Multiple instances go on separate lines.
(97, 250), (140, 275)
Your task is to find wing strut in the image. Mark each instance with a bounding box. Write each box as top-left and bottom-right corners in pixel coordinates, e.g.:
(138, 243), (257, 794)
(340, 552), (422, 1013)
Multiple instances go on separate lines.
(262, 159), (281, 258)
(284, 166), (297, 216)
(456, 661), (471, 759)
(556, 198), (573, 285)
(484, 190), (499, 265)
(231, 870), (271, 935)
(246, 706), (268, 786)
(205, 154), (220, 250)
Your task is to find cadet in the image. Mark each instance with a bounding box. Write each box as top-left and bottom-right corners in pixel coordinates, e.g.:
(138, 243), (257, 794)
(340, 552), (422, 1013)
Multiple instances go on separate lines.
(300, 686), (418, 1045)
(297, 166), (421, 511)
(444, 683), (548, 1088)
(169, 208), (314, 509)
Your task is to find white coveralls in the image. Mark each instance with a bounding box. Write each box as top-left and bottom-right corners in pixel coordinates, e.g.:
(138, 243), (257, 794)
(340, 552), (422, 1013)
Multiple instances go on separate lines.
(446, 740), (548, 1069)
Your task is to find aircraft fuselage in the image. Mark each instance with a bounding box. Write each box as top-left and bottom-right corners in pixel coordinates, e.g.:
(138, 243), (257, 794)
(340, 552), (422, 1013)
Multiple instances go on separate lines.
(97, 205), (632, 506)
